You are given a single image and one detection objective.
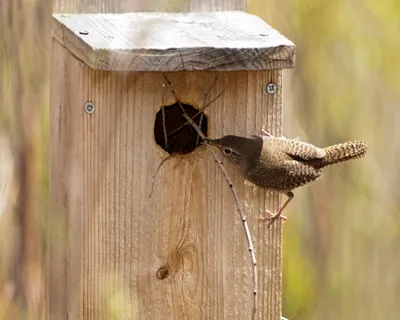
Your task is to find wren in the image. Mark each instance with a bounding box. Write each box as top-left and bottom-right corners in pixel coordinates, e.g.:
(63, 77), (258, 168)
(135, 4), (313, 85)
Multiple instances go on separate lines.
(205, 131), (367, 226)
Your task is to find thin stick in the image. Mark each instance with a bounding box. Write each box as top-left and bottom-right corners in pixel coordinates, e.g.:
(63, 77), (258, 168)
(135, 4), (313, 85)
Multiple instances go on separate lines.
(149, 135), (196, 199)
(161, 85), (168, 150)
(179, 49), (186, 70)
(163, 74), (258, 320)
(161, 106), (168, 150)
(196, 77), (217, 145)
(156, 88), (226, 144)
(195, 113), (204, 146)
(203, 76), (218, 107)
(149, 155), (172, 199)
(183, 113), (258, 320)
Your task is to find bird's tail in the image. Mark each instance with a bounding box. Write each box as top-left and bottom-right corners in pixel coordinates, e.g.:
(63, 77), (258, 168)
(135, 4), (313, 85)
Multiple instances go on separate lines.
(317, 140), (367, 168)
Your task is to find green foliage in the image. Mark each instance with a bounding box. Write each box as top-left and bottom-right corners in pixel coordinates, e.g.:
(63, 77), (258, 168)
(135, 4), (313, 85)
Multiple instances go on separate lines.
(1, 0), (399, 318)
(249, 0), (400, 319)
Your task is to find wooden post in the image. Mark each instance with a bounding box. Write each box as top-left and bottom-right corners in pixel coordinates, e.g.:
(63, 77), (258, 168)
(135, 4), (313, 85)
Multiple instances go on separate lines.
(49, 11), (294, 320)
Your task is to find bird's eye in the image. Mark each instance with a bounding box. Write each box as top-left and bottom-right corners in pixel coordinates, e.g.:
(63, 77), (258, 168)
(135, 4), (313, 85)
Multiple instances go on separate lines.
(223, 148), (232, 155)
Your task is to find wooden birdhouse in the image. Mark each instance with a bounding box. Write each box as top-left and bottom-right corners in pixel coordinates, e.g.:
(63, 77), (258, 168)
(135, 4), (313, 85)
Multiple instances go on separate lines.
(49, 10), (295, 320)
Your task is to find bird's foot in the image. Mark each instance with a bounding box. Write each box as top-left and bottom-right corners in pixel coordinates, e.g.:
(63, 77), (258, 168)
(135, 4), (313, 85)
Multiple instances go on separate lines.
(259, 210), (287, 227)
(261, 128), (292, 140)
(267, 211), (288, 228)
(261, 128), (302, 141)
(261, 128), (274, 137)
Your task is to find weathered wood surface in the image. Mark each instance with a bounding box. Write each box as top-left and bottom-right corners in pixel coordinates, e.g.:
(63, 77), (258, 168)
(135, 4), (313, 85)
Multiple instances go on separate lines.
(49, 40), (283, 319)
(52, 11), (295, 72)
(53, 0), (246, 13)
(0, 135), (14, 216)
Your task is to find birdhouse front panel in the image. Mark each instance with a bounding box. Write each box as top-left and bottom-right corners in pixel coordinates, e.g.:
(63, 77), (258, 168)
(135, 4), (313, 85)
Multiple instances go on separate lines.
(50, 11), (294, 320)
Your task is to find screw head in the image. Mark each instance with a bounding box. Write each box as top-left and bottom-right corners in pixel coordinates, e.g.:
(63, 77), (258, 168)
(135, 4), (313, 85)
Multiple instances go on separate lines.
(85, 102), (95, 114)
(266, 83), (277, 94)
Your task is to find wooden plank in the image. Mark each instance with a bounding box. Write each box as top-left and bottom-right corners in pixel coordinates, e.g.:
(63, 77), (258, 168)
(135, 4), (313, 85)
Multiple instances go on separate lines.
(53, 0), (246, 13)
(49, 41), (283, 319)
(52, 11), (295, 72)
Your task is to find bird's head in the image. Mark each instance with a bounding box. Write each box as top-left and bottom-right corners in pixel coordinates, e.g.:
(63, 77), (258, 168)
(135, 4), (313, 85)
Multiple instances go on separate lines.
(204, 135), (262, 165)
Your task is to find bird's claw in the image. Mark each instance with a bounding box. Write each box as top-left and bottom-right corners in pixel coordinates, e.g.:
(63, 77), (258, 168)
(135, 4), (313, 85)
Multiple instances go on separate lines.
(261, 128), (290, 140)
(261, 128), (273, 137)
(259, 210), (287, 226)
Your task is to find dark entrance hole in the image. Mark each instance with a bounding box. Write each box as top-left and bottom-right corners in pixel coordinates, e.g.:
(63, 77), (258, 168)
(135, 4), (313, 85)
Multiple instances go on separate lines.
(154, 103), (208, 155)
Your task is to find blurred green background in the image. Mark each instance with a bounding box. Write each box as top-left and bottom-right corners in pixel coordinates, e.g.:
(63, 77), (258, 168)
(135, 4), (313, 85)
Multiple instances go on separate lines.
(1, 0), (399, 319)
(249, 0), (400, 319)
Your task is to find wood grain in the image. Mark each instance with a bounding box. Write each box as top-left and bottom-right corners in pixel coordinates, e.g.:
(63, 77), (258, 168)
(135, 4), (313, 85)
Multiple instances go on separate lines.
(53, 0), (246, 13)
(52, 11), (295, 72)
(49, 40), (283, 319)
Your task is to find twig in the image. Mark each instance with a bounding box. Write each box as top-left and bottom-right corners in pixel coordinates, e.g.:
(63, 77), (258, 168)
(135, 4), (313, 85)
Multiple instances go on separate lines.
(179, 49), (186, 70)
(161, 106), (168, 150)
(155, 88), (226, 144)
(150, 135), (196, 199)
(196, 77), (217, 146)
(149, 135), (196, 199)
(163, 74), (258, 320)
(161, 85), (168, 150)
(195, 113), (204, 146)
(201, 76), (218, 110)
(183, 113), (258, 320)
(149, 155), (172, 199)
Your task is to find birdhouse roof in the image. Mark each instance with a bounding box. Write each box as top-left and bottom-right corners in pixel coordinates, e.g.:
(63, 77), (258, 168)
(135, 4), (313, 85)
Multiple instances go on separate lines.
(52, 11), (295, 72)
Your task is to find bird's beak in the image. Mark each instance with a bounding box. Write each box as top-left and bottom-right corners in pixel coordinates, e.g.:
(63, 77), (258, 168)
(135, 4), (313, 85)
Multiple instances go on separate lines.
(202, 138), (221, 149)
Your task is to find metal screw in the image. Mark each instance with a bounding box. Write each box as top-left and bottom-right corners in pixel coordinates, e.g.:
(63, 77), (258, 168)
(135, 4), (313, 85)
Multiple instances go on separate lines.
(266, 83), (277, 94)
(85, 102), (95, 114)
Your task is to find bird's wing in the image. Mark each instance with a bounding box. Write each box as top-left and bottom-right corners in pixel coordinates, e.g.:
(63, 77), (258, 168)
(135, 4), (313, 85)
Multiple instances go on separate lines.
(247, 158), (323, 190)
(266, 137), (326, 160)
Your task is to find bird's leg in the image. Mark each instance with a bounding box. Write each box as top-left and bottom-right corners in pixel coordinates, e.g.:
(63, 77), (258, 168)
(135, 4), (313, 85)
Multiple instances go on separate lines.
(259, 204), (288, 222)
(259, 192), (294, 227)
(261, 127), (303, 141)
(261, 128), (294, 140)
(261, 128), (273, 137)
(259, 210), (288, 222)
(267, 192), (294, 227)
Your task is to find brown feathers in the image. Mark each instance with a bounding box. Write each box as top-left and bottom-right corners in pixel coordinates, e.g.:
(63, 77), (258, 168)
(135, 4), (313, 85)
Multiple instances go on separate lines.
(206, 135), (368, 193)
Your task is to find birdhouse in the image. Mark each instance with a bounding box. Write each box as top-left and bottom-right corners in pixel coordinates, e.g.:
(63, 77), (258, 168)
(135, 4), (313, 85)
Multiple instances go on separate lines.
(49, 11), (295, 319)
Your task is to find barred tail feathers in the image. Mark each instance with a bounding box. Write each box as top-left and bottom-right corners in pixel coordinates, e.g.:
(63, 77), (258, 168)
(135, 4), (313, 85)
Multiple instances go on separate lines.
(319, 140), (367, 168)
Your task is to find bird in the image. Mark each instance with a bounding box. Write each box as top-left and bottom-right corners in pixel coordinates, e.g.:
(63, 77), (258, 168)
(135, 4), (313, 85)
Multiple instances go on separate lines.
(204, 130), (368, 227)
